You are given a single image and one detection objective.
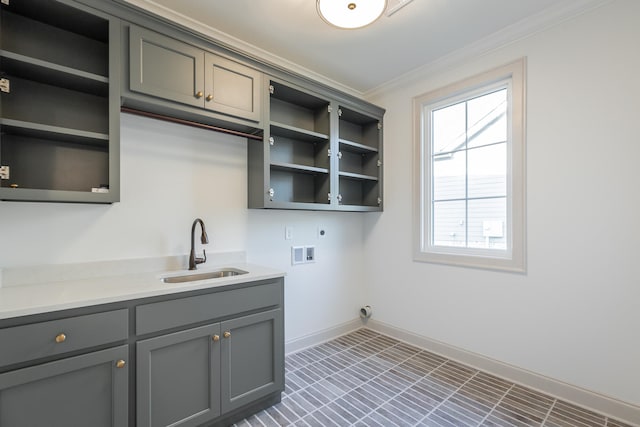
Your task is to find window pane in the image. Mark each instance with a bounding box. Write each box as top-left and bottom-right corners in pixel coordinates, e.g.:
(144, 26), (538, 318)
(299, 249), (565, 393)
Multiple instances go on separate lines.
(467, 143), (506, 198)
(433, 150), (466, 201)
(432, 200), (466, 247)
(467, 198), (507, 250)
(467, 89), (507, 148)
(432, 102), (465, 154)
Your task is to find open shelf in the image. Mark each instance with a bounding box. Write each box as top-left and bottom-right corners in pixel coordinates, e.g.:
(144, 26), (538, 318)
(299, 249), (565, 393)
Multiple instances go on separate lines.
(338, 171), (379, 182)
(269, 167), (330, 205)
(271, 162), (329, 175)
(1, 119), (109, 146)
(270, 121), (328, 141)
(338, 176), (380, 208)
(269, 81), (329, 136)
(1, 50), (109, 96)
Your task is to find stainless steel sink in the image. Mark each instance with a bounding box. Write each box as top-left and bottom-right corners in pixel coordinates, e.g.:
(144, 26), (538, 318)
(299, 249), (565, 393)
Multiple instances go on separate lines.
(161, 268), (249, 284)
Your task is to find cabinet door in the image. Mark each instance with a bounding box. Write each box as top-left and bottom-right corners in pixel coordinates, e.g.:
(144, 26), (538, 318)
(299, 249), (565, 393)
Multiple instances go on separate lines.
(129, 26), (204, 108)
(204, 53), (262, 123)
(220, 309), (284, 413)
(137, 324), (221, 427)
(0, 345), (128, 427)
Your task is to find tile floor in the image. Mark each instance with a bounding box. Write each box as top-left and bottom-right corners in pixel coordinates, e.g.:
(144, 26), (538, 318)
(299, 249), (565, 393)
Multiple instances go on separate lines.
(234, 328), (634, 427)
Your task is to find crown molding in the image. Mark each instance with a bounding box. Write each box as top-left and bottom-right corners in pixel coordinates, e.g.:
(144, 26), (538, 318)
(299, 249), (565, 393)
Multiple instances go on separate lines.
(121, 0), (612, 101)
(364, 0), (614, 99)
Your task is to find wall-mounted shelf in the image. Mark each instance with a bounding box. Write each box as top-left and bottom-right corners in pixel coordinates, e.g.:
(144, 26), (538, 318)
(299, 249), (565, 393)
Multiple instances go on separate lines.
(0, 0), (119, 203)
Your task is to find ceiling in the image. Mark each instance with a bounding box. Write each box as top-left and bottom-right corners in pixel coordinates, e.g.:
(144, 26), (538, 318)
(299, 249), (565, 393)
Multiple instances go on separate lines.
(125, 0), (603, 95)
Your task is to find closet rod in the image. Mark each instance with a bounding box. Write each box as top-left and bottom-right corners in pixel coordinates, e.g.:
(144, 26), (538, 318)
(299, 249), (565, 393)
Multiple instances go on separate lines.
(121, 107), (264, 141)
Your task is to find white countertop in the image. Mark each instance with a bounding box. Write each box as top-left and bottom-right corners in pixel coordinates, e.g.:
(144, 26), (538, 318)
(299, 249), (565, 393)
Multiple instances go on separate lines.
(0, 255), (285, 320)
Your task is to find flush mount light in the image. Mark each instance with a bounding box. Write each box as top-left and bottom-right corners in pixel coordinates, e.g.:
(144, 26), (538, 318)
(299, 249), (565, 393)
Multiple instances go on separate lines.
(317, 0), (388, 29)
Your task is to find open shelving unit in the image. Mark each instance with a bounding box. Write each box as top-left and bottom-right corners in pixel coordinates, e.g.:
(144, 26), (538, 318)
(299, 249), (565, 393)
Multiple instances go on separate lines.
(337, 106), (382, 210)
(0, 0), (119, 203)
(248, 77), (384, 211)
(264, 80), (332, 208)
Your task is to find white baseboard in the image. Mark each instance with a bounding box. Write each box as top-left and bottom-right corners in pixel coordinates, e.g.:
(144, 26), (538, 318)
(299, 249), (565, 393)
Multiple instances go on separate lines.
(366, 319), (640, 426)
(285, 319), (363, 355)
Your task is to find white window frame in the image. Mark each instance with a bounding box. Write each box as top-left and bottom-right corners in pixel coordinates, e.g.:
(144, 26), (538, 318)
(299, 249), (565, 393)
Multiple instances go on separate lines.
(413, 58), (526, 272)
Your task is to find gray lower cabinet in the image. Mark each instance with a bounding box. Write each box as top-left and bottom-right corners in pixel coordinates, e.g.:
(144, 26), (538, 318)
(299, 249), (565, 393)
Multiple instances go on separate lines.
(0, 345), (129, 427)
(0, 278), (284, 427)
(137, 324), (221, 427)
(137, 308), (283, 427)
(221, 309), (284, 413)
(128, 25), (262, 125)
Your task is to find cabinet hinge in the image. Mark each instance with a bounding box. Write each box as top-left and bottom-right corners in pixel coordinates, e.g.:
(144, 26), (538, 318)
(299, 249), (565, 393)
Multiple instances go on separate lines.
(269, 85), (274, 95)
(0, 0), (9, 6)
(327, 149), (331, 157)
(0, 166), (9, 180)
(0, 78), (10, 93)
(377, 122), (382, 130)
(337, 109), (342, 117)
(377, 159), (382, 167)
(327, 193), (332, 202)
(328, 105), (332, 113)
(337, 151), (342, 160)
(378, 197), (382, 205)
(269, 137), (274, 146)
(337, 194), (343, 203)
(268, 188), (274, 198)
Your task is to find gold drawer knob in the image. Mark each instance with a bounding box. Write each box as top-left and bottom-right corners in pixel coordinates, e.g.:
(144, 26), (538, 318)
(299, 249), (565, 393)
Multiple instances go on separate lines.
(55, 333), (66, 343)
(223, 331), (231, 339)
(116, 359), (126, 369)
(212, 334), (220, 342)
(195, 91), (204, 98)
(206, 94), (213, 102)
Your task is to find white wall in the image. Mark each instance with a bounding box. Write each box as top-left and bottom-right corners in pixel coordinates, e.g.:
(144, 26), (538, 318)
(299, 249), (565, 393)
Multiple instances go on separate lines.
(0, 113), (366, 343)
(365, 0), (640, 407)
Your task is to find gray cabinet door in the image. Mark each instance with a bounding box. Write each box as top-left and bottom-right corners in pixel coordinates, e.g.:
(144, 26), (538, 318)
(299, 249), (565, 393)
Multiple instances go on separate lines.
(137, 323), (221, 427)
(129, 26), (204, 108)
(204, 53), (262, 123)
(220, 309), (284, 413)
(0, 345), (128, 427)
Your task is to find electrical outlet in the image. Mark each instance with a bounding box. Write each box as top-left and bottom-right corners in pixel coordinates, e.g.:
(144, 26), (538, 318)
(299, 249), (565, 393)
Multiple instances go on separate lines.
(285, 226), (293, 240)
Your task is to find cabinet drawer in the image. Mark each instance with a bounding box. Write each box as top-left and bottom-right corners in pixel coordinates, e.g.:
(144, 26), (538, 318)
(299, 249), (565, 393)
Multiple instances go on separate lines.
(136, 281), (282, 335)
(0, 309), (128, 368)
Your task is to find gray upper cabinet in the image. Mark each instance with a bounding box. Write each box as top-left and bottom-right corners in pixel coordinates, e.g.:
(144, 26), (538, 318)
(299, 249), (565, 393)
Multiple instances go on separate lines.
(127, 25), (262, 126)
(0, 0), (120, 203)
(130, 26), (204, 109)
(248, 77), (384, 211)
(204, 53), (262, 123)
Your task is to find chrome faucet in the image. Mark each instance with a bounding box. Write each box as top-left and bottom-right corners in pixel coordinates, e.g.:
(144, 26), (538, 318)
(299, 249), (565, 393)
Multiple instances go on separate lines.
(189, 218), (209, 270)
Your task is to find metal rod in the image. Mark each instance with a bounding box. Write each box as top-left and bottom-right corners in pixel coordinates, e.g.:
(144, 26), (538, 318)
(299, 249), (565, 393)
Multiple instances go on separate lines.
(120, 107), (264, 141)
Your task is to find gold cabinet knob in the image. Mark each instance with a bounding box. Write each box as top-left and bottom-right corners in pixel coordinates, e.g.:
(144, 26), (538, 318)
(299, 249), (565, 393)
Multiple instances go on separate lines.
(212, 334), (220, 342)
(116, 359), (126, 369)
(55, 333), (66, 343)
(223, 331), (231, 339)
(195, 91), (204, 98)
(206, 94), (213, 102)
(9, 184), (18, 188)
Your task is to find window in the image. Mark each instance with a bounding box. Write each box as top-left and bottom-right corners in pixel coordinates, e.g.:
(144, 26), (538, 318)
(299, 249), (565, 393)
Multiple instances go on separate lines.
(413, 59), (526, 272)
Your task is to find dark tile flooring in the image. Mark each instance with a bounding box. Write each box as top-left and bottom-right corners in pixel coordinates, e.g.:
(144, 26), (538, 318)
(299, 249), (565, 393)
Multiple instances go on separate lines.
(234, 328), (634, 427)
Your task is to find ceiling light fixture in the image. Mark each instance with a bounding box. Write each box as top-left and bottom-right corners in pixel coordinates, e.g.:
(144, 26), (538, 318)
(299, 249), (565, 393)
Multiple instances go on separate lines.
(317, 0), (388, 29)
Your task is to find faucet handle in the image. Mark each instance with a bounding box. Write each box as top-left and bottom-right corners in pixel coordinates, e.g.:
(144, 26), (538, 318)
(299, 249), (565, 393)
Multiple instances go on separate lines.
(196, 249), (207, 265)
